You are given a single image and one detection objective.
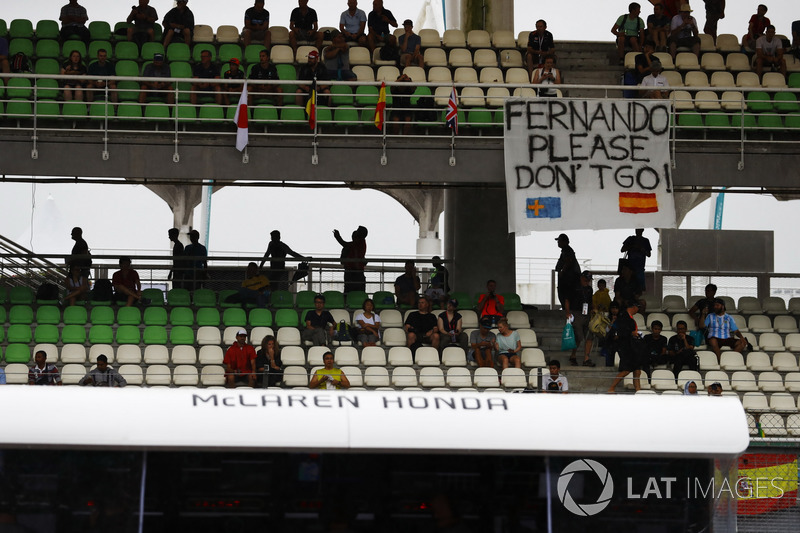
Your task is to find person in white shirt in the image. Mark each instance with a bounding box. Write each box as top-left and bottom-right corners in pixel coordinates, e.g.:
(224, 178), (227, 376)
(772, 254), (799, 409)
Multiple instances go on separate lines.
(640, 59), (669, 99)
(754, 25), (786, 79)
(542, 359), (568, 393)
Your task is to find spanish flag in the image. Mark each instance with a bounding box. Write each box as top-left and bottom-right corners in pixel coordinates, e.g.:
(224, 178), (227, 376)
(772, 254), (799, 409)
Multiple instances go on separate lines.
(619, 192), (659, 214)
(305, 79), (317, 130)
(737, 453), (798, 515)
(374, 81), (386, 130)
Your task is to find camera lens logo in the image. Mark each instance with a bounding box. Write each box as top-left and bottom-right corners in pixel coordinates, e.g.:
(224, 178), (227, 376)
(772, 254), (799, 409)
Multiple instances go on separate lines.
(557, 459), (614, 516)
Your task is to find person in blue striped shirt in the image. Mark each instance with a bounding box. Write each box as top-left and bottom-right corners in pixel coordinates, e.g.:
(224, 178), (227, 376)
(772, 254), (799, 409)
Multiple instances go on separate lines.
(704, 298), (746, 360)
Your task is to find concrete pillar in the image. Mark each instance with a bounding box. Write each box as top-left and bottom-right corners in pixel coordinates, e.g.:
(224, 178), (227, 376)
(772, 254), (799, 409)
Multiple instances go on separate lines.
(444, 187), (516, 295)
(460, 0), (515, 32)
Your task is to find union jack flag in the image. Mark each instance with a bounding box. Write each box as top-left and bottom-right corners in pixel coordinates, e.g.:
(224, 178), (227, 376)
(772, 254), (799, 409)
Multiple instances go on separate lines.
(446, 86), (458, 135)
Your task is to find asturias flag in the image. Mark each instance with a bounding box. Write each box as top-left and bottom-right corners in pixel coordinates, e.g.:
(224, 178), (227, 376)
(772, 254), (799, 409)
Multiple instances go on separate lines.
(446, 86), (458, 135)
(374, 81), (386, 130)
(234, 81), (248, 151)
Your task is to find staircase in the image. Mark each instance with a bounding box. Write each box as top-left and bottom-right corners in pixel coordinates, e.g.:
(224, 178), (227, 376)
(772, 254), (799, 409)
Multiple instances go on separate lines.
(0, 235), (65, 290)
(556, 41), (625, 98)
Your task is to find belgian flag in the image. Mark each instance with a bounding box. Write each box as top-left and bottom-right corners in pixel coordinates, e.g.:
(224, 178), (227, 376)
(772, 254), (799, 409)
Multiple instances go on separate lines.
(305, 79), (317, 130)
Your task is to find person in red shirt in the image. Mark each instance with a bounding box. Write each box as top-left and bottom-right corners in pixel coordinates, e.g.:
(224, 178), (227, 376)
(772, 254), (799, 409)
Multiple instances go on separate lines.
(224, 329), (257, 387)
(477, 279), (505, 327)
(743, 4), (770, 50)
(112, 257), (142, 307)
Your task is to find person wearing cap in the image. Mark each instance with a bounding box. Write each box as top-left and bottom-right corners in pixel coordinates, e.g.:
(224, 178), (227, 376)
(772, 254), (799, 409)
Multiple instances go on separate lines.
(555, 233), (580, 311)
(367, 0), (398, 52)
(302, 294), (336, 347)
(243, 0), (271, 49)
(707, 382), (723, 396)
(705, 298), (746, 361)
(126, 0), (158, 44)
(112, 257), (143, 307)
(405, 295), (441, 352)
(612, 2), (645, 62)
(469, 318), (497, 368)
(289, 0), (323, 52)
(162, 0), (195, 49)
(425, 256), (451, 308)
(309, 351), (350, 390)
(565, 271), (597, 367)
(249, 49), (284, 106)
(477, 279), (506, 327)
(259, 230), (305, 292)
(646, 3), (670, 51)
(224, 330), (258, 388)
(191, 48), (222, 105)
(742, 4), (770, 51)
(398, 19), (423, 68)
(438, 299), (468, 353)
(339, 0), (368, 47)
(222, 58), (246, 106)
(80, 355), (127, 387)
(607, 300), (644, 393)
(531, 56), (561, 97)
(86, 48), (118, 103)
(668, 3), (700, 59)
(139, 52), (174, 104)
(296, 49), (331, 106)
(525, 19), (556, 77)
(334, 226), (368, 294)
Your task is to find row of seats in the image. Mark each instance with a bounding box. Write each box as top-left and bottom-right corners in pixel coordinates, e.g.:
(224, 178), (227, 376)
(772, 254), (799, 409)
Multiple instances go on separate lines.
(641, 368), (800, 394)
(638, 311), (800, 333)
(626, 50), (800, 76)
(657, 70), (798, 89)
(746, 412), (800, 437)
(650, 294), (800, 315)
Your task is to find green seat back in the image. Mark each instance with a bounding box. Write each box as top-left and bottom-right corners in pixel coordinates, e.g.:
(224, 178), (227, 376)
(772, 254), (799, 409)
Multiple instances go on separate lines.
(789, 73), (800, 89)
(141, 42), (165, 61)
(114, 41), (140, 61)
(501, 293), (523, 312)
(36, 78), (59, 98)
(64, 306), (89, 325)
(248, 308), (272, 327)
(323, 291), (345, 309)
(170, 326), (195, 345)
(10, 286), (34, 305)
(773, 92), (799, 113)
(0, 307), (6, 324)
(704, 112), (730, 129)
(9, 19), (34, 39)
(467, 108), (494, 128)
(35, 305), (61, 325)
(756, 114), (783, 130)
(346, 291), (368, 310)
(116, 325), (141, 345)
(677, 111), (703, 128)
(88, 40), (112, 59)
(116, 306), (142, 325)
(218, 289), (239, 308)
(7, 78), (32, 99)
(143, 325), (168, 345)
(89, 325), (114, 344)
(143, 307), (168, 326)
(331, 85), (354, 106)
(746, 91), (772, 112)
(62, 40), (87, 58)
(9, 38), (34, 57)
(88, 21), (112, 41)
(198, 105), (225, 123)
(34, 324), (59, 344)
(5, 344), (31, 364)
(219, 44), (242, 63)
(9, 305), (34, 324)
(196, 308), (221, 326)
(191, 43), (216, 62)
(37, 100), (60, 118)
(731, 113), (757, 129)
(62, 101), (88, 118)
(372, 291), (395, 309)
(270, 290), (294, 308)
(167, 288), (192, 306)
(6, 100), (32, 118)
(280, 105), (306, 126)
(170, 307), (194, 326)
(145, 103), (171, 122)
(253, 105), (278, 124)
(296, 291), (316, 309)
(223, 308), (247, 327)
(35, 39), (60, 59)
(61, 324), (86, 344)
(276, 63), (297, 94)
(116, 102), (143, 120)
(115, 59), (140, 77)
(142, 288), (165, 305)
(35, 20), (60, 39)
(89, 100), (114, 120)
(244, 44), (262, 64)
(173, 104), (197, 122)
(193, 288), (217, 307)
(275, 309), (299, 327)
(785, 114), (800, 129)
(355, 85), (379, 106)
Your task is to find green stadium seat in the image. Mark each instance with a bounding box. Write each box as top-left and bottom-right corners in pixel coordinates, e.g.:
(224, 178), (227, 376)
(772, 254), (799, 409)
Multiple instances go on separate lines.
(6, 100), (32, 119)
(331, 85), (354, 106)
(789, 73), (800, 89)
(143, 307), (168, 326)
(466, 108), (494, 128)
(61, 324), (86, 344)
(37, 100), (61, 119)
(219, 44), (242, 63)
(9, 19), (34, 39)
(114, 41), (139, 61)
(116, 102), (143, 120)
(223, 308), (247, 327)
(346, 291), (368, 310)
(731, 113), (758, 129)
(0, 307), (6, 324)
(6, 78), (32, 99)
(144, 103), (170, 122)
(704, 112), (730, 129)
(62, 101), (88, 119)
(116, 306), (141, 325)
(192, 288), (217, 307)
(64, 306), (89, 325)
(143, 325), (168, 345)
(196, 308), (221, 326)
(410, 86), (432, 106)
(36, 78), (59, 99)
(757, 114), (783, 130)
(116, 80), (142, 102)
(170, 307), (194, 326)
(248, 308), (272, 327)
(501, 293), (523, 312)
(89, 100), (115, 120)
(88, 40), (112, 59)
(9, 305), (34, 324)
(276, 64), (297, 94)
(10, 286), (34, 305)
(0, 287), (6, 304)
(0, 19), (7, 39)
(678, 111), (703, 128)
(373, 291), (395, 309)
(192, 43), (216, 62)
(334, 107), (360, 127)
(166, 288), (191, 306)
(360, 107), (376, 125)
(217, 289), (239, 308)
(323, 291), (345, 309)
(113, 22), (130, 37)
(773, 92), (800, 113)
(34, 325), (59, 344)
(116, 325), (141, 345)
(170, 326), (195, 345)
(244, 44), (263, 64)
(280, 105), (307, 126)
(7, 324), (32, 343)
(270, 290), (294, 308)
(115, 59), (140, 77)
(35, 20), (60, 40)
(275, 309), (299, 327)
(786, 114), (800, 129)
(9, 38), (34, 58)
(5, 344), (31, 364)
(296, 291), (316, 309)
(141, 42), (164, 61)
(34, 39), (60, 59)
(88, 21), (112, 41)
(142, 288), (165, 305)
(252, 105), (278, 125)
(355, 85), (379, 106)
(198, 105), (225, 123)
(173, 104), (197, 122)
(746, 91), (772, 113)
(61, 40), (87, 59)
(89, 325), (113, 344)
(35, 305), (61, 325)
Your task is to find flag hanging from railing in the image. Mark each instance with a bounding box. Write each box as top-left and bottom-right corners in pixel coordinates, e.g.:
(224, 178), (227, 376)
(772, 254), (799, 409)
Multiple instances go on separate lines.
(306, 79), (317, 130)
(374, 82), (386, 130)
(234, 82), (248, 151)
(446, 86), (458, 135)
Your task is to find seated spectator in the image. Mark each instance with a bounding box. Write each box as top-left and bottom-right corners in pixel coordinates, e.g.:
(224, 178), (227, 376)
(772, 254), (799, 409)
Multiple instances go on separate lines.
(565, 271), (596, 367)
(705, 298), (747, 361)
(339, 0), (368, 47)
(309, 351), (351, 389)
(437, 299), (468, 352)
(255, 335), (283, 388)
(249, 49), (284, 106)
(640, 59), (669, 98)
(243, 0), (271, 49)
(112, 257), (143, 306)
(0, 37), (10, 76)
(683, 380), (699, 395)
(139, 53), (174, 104)
(531, 56), (561, 97)
(86, 48), (118, 103)
(469, 318), (496, 368)
(222, 58), (246, 106)
(793, 20), (800, 60)
(754, 25), (786, 79)
(354, 298), (381, 346)
(635, 41), (657, 82)
(324, 32), (358, 81)
(64, 263), (89, 306)
(395, 260), (421, 307)
(542, 359), (568, 392)
(425, 255), (451, 308)
(525, 19), (556, 78)
(612, 2), (646, 62)
(61, 50), (87, 102)
(646, 2), (671, 51)
(398, 19), (423, 68)
(296, 50), (330, 108)
(702, 0), (726, 40)
(404, 296), (440, 352)
(688, 283), (716, 331)
(79, 354), (127, 387)
(367, 0), (398, 52)
(592, 278), (611, 314)
(707, 381), (723, 396)
(127, 0), (159, 44)
(621, 228), (652, 290)
(477, 279), (505, 327)
(668, 4), (700, 59)
(302, 294), (335, 346)
(641, 320), (667, 378)
(494, 318), (522, 369)
(742, 4), (770, 51)
(289, 0), (323, 52)
(60, 0), (90, 44)
(239, 262), (270, 308)
(614, 260), (644, 311)
(190, 49), (222, 105)
(163, 0), (194, 49)
(224, 329), (257, 388)
(647, 0), (680, 19)
(29, 350), (62, 385)
(667, 320), (699, 377)
(391, 73), (415, 135)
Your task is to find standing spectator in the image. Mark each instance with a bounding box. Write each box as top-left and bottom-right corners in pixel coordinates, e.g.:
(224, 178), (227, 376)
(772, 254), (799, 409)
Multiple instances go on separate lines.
(163, 0), (195, 49)
(238, 262), (270, 308)
(437, 299), (468, 352)
(525, 19), (556, 79)
(289, 0), (323, 53)
(302, 294), (336, 346)
(339, 0), (368, 47)
(754, 25), (786, 79)
(324, 32), (358, 81)
(705, 298), (747, 361)
(648, 0), (681, 19)
(295, 50), (330, 106)
(64, 263), (89, 306)
(222, 58), (246, 106)
(334, 225), (368, 294)
(395, 260), (421, 307)
(61, 50), (87, 102)
(668, 4), (700, 60)
(647, 2), (671, 51)
(259, 230), (305, 292)
(86, 48), (117, 103)
(139, 53), (174, 104)
(69, 226), (92, 278)
(531, 56), (561, 97)
(184, 229), (208, 291)
(793, 20), (800, 60)
(542, 359), (568, 392)
(79, 355), (127, 387)
(243, 0), (272, 49)
(564, 271), (596, 367)
(126, 0), (159, 44)
(190, 49), (221, 105)
(404, 296), (440, 352)
(555, 233), (579, 310)
(614, 260), (644, 311)
(224, 330), (257, 388)
(398, 19), (423, 68)
(494, 318), (522, 370)
(112, 257), (143, 307)
(249, 49), (283, 106)
(425, 255), (451, 308)
(28, 350), (62, 386)
(742, 4), (770, 51)
(689, 283), (717, 331)
(621, 229), (652, 290)
(477, 279), (505, 327)
(167, 227), (185, 289)
(309, 352), (351, 389)
(469, 318), (496, 368)
(390, 74), (414, 134)
(703, 0), (726, 40)
(367, 0), (398, 53)
(666, 320), (699, 376)
(354, 298), (381, 346)
(255, 334), (283, 388)
(59, 0), (90, 44)
(607, 301), (643, 393)
(612, 2), (645, 63)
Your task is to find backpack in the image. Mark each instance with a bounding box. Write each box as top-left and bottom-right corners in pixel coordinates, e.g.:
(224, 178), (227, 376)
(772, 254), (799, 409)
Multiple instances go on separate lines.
(334, 320), (351, 342)
(92, 279), (114, 302)
(414, 96), (436, 123)
(36, 283), (59, 302)
(380, 43), (400, 63)
(11, 52), (31, 73)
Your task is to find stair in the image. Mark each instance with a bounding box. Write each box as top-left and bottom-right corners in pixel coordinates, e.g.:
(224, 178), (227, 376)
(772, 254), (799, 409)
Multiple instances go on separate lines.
(555, 41), (625, 98)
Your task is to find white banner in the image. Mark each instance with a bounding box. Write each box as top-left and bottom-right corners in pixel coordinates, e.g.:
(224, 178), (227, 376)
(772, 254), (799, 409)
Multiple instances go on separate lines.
(503, 98), (677, 234)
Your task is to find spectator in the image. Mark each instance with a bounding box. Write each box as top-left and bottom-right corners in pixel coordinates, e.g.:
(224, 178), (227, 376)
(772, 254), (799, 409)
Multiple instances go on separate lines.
(395, 260), (421, 307)
(289, 0), (323, 52)
(542, 359), (568, 393)
(648, 0), (681, 19)
(555, 233), (579, 310)
(309, 351), (351, 389)
(302, 294), (336, 346)
(224, 329), (257, 388)
(621, 229), (652, 289)
(565, 271), (596, 367)
(703, 0), (726, 40)
(295, 50), (330, 106)
(259, 230), (305, 292)
(404, 295), (440, 352)
(707, 381), (723, 396)
(398, 19), (423, 68)
(742, 4), (770, 51)
(59, 0), (90, 44)
(0, 367), (5, 385)
(477, 279), (505, 327)
(0, 37), (9, 76)
(138, 53), (174, 104)
(646, 3), (671, 51)
(255, 334), (283, 388)
(249, 49), (283, 106)
(339, 0), (368, 47)
(390, 73), (415, 135)
(86, 48), (117, 103)
(190, 49), (221, 105)
(641, 319), (667, 378)
(635, 41), (658, 82)
(668, 4), (700, 59)
(79, 354), (127, 387)
(69, 226), (91, 278)
(126, 0), (158, 44)
(614, 260), (644, 311)
(425, 255), (451, 308)
(367, 0), (398, 52)
(28, 350), (62, 386)
(754, 25), (786, 79)
(324, 32), (358, 81)
(469, 318), (496, 368)
(184, 229), (208, 290)
(162, 0), (194, 49)
(64, 263), (89, 306)
(243, 0), (271, 49)
(354, 298), (381, 346)
(222, 58), (245, 106)
(683, 380), (699, 395)
(239, 262), (270, 308)
(531, 56), (561, 97)
(793, 20), (800, 60)
(112, 257), (143, 307)
(437, 299), (468, 352)
(688, 283), (717, 331)
(592, 278), (612, 314)
(667, 320), (700, 376)
(607, 301), (643, 393)
(601, 301), (621, 367)
(494, 318), (522, 370)
(612, 2), (646, 63)
(60, 50), (87, 102)
(167, 228), (186, 289)
(705, 298), (747, 361)
(334, 225), (368, 294)
(525, 19), (556, 79)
